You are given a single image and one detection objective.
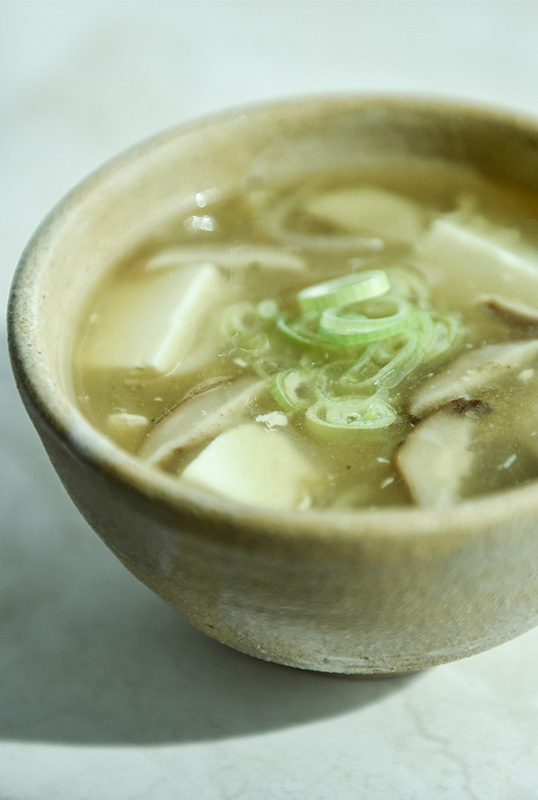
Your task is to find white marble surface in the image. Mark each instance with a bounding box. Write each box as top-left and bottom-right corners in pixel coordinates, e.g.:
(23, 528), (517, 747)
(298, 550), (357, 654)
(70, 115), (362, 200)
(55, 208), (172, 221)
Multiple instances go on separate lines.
(2, 2), (538, 798)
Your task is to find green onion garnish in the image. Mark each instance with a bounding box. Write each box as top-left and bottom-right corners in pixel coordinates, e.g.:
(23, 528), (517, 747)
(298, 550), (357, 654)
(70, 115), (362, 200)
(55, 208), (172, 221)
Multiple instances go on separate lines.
(297, 269), (390, 312)
(319, 293), (412, 344)
(305, 393), (398, 436)
(270, 368), (321, 411)
(224, 266), (467, 437)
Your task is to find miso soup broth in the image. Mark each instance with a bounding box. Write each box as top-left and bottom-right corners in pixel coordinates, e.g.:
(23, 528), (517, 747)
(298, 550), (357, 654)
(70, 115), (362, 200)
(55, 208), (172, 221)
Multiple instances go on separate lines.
(72, 160), (538, 511)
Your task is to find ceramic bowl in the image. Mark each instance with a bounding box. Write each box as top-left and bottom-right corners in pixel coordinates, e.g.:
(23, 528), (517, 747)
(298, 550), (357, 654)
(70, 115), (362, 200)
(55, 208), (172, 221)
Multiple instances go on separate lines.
(8, 96), (538, 674)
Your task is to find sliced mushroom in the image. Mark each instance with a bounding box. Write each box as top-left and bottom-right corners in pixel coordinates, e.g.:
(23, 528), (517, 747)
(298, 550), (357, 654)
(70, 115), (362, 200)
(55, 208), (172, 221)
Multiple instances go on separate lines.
(408, 340), (538, 418)
(145, 244), (305, 272)
(481, 295), (538, 328)
(395, 403), (478, 507)
(138, 376), (267, 466)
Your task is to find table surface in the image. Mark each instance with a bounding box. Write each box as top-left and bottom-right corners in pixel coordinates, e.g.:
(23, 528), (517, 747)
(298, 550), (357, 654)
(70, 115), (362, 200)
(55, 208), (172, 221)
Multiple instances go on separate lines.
(2, 3), (538, 798)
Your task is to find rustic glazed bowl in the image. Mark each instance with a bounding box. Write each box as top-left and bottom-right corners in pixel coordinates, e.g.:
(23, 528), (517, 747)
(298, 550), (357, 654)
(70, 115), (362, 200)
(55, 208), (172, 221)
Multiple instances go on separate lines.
(8, 97), (538, 674)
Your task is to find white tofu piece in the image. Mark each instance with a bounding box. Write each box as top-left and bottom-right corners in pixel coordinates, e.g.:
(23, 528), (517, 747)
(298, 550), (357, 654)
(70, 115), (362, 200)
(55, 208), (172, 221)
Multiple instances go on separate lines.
(304, 187), (425, 243)
(80, 262), (223, 374)
(418, 218), (538, 310)
(179, 423), (316, 510)
(145, 244), (305, 272)
(138, 377), (267, 466)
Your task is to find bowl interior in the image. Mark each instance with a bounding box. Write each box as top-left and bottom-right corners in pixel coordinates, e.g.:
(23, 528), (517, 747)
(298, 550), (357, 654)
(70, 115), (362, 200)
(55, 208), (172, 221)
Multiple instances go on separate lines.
(10, 95), (538, 535)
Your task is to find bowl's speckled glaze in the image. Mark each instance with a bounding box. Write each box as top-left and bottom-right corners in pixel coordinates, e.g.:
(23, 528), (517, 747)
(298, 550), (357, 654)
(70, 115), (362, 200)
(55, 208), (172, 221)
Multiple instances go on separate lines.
(8, 96), (538, 673)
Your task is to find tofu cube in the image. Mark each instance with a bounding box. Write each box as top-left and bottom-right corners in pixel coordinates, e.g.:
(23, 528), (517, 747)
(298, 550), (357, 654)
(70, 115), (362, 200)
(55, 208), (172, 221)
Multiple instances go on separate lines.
(180, 423), (317, 510)
(80, 262), (223, 375)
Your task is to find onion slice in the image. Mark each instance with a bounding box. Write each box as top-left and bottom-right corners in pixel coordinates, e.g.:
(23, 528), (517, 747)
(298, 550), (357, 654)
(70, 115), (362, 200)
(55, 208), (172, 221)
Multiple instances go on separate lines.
(298, 270), (390, 312)
(319, 293), (412, 344)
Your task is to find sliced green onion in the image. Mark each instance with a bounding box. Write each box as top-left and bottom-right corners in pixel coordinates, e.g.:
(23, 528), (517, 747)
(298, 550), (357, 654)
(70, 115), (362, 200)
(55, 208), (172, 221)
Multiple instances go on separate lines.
(336, 342), (378, 384)
(411, 306), (435, 353)
(305, 393), (397, 437)
(276, 311), (342, 351)
(222, 266), (467, 439)
(237, 331), (270, 355)
(298, 269), (390, 312)
(250, 352), (293, 382)
(424, 311), (466, 362)
(223, 301), (261, 337)
(316, 356), (357, 387)
(319, 293), (412, 344)
(270, 368), (321, 411)
(340, 324), (423, 390)
(276, 311), (322, 349)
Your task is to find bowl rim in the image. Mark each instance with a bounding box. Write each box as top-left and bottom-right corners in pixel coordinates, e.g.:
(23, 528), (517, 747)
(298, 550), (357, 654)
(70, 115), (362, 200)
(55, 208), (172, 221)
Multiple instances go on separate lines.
(9, 92), (538, 547)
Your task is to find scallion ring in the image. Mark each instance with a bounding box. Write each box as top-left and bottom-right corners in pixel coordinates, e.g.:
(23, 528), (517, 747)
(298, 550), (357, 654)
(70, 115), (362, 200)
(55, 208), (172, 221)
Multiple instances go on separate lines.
(276, 311), (341, 351)
(305, 394), (397, 436)
(340, 324), (423, 390)
(270, 368), (321, 411)
(297, 270), (390, 312)
(319, 293), (412, 344)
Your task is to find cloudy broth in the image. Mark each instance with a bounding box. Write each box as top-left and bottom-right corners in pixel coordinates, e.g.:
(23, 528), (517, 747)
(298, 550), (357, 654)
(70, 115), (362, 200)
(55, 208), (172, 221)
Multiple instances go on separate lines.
(72, 160), (538, 511)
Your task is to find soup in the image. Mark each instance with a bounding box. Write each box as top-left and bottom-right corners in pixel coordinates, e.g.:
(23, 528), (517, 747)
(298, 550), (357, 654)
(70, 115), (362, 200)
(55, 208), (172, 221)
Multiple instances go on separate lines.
(72, 160), (538, 511)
